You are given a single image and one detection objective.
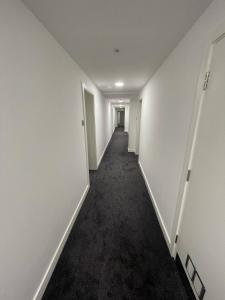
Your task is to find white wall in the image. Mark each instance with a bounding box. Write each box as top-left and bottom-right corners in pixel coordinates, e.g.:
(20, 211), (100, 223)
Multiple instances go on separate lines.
(0, 0), (111, 299)
(124, 105), (130, 132)
(135, 100), (142, 155)
(127, 96), (139, 152)
(139, 0), (225, 248)
(84, 91), (97, 170)
(106, 101), (114, 141)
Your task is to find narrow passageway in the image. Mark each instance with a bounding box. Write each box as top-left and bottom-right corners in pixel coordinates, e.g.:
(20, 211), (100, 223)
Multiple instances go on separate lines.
(43, 128), (189, 300)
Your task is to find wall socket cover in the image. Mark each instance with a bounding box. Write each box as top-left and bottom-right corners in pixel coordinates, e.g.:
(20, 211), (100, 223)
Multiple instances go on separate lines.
(194, 273), (203, 296)
(185, 254), (206, 300)
(186, 258), (195, 279)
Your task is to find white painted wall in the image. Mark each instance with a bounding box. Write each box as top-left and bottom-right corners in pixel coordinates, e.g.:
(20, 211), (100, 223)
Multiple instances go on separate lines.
(139, 0), (225, 249)
(135, 100), (142, 155)
(0, 0), (111, 299)
(126, 96), (138, 152)
(124, 105), (130, 132)
(107, 101), (114, 139)
(84, 90), (97, 170)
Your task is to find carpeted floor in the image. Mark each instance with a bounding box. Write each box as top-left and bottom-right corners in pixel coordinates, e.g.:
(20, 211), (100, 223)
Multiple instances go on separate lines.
(43, 128), (190, 300)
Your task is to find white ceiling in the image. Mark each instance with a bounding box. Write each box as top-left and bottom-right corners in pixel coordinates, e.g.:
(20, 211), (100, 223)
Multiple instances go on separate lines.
(23, 0), (212, 93)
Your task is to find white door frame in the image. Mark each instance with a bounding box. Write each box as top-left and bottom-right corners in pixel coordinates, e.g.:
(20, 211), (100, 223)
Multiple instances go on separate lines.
(170, 22), (225, 257)
(81, 83), (97, 184)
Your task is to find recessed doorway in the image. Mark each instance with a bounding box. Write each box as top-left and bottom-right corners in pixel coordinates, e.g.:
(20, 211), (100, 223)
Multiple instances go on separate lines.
(116, 107), (125, 129)
(82, 87), (97, 173)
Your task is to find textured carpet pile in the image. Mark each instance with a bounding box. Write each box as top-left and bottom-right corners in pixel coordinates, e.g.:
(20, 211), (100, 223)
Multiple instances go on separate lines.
(43, 128), (189, 300)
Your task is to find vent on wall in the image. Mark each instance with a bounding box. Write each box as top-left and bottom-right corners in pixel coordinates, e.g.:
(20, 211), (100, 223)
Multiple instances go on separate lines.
(185, 255), (206, 300)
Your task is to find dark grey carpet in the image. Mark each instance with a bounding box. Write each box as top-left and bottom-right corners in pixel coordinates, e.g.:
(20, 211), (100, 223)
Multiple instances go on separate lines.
(43, 128), (190, 300)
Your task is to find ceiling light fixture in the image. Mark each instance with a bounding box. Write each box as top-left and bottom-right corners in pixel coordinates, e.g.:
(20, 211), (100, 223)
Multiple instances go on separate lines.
(115, 81), (124, 87)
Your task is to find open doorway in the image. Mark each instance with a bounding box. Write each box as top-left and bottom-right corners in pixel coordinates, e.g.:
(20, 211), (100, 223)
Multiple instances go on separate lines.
(109, 99), (130, 134)
(135, 99), (142, 155)
(116, 107), (125, 129)
(82, 87), (97, 173)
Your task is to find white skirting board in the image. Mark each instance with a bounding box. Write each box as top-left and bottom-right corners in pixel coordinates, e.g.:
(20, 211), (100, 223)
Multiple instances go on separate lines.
(128, 148), (135, 153)
(97, 134), (113, 168)
(33, 184), (90, 300)
(138, 160), (171, 251)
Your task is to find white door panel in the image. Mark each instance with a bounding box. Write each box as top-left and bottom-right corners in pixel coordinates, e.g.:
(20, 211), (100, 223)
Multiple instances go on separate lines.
(177, 34), (225, 300)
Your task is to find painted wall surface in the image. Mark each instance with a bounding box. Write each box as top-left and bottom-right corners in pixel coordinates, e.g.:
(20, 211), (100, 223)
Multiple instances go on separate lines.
(124, 105), (130, 132)
(110, 103), (130, 133)
(106, 101), (114, 140)
(0, 0), (110, 299)
(139, 0), (225, 246)
(128, 96), (139, 152)
(84, 91), (97, 170)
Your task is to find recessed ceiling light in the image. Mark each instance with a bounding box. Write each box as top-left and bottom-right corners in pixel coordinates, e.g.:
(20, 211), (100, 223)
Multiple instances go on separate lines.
(119, 100), (123, 103)
(115, 81), (124, 87)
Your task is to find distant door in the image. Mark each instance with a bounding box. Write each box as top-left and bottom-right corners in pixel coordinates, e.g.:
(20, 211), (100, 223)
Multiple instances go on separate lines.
(117, 109), (125, 127)
(135, 99), (142, 155)
(83, 89), (97, 171)
(177, 31), (225, 300)
(120, 111), (125, 127)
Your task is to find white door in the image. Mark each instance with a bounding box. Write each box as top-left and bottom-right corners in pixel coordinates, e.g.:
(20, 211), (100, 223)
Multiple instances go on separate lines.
(177, 32), (225, 300)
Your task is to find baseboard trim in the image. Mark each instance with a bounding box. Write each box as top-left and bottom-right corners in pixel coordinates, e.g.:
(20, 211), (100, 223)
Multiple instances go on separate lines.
(33, 184), (90, 300)
(138, 160), (171, 250)
(128, 148), (135, 152)
(97, 135), (112, 168)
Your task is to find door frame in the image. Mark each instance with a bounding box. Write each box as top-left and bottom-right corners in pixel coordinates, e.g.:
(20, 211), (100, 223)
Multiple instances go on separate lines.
(170, 22), (225, 257)
(81, 82), (97, 184)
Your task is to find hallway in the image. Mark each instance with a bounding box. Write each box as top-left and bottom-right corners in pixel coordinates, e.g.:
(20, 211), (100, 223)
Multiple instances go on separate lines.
(3, 1), (225, 299)
(43, 128), (189, 300)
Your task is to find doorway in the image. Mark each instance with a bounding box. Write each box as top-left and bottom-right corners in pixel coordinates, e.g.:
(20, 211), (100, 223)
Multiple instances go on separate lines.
(175, 27), (225, 299)
(135, 99), (142, 155)
(82, 88), (97, 172)
(116, 108), (125, 129)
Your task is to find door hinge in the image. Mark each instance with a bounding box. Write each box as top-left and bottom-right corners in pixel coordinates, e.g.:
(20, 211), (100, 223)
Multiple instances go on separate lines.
(81, 120), (85, 126)
(186, 169), (191, 182)
(175, 235), (179, 243)
(203, 71), (210, 91)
